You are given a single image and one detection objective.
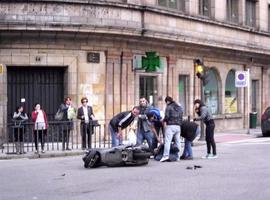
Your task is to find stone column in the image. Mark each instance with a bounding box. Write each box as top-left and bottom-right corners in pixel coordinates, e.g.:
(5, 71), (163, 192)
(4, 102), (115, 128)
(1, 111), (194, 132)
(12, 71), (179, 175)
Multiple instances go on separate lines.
(166, 55), (177, 98)
(261, 66), (270, 112)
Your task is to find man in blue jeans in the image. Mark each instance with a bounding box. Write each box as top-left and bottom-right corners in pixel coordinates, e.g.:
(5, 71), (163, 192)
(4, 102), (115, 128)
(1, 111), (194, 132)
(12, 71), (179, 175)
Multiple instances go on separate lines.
(109, 107), (140, 147)
(160, 96), (183, 162)
(180, 120), (201, 160)
(136, 98), (154, 151)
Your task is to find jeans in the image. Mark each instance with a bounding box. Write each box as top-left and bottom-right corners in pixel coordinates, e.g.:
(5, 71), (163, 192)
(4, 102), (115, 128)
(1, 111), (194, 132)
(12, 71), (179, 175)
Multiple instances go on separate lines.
(109, 125), (122, 147)
(163, 125), (181, 158)
(182, 126), (200, 158)
(152, 121), (163, 150)
(136, 128), (154, 150)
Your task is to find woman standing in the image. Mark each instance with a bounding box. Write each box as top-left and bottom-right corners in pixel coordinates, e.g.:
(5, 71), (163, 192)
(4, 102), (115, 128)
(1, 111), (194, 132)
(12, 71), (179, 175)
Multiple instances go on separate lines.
(194, 99), (217, 159)
(13, 106), (28, 154)
(31, 103), (48, 153)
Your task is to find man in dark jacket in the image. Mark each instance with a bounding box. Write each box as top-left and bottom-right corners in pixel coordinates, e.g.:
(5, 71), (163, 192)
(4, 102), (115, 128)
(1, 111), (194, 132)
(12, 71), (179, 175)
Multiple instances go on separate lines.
(136, 97), (154, 150)
(180, 120), (200, 160)
(109, 107), (140, 147)
(160, 96), (183, 162)
(77, 97), (95, 150)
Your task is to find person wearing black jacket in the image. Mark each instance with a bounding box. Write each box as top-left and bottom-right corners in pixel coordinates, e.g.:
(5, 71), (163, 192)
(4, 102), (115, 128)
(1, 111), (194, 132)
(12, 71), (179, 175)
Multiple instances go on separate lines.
(109, 107), (140, 147)
(180, 120), (200, 160)
(194, 99), (217, 159)
(13, 105), (28, 154)
(77, 97), (95, 150)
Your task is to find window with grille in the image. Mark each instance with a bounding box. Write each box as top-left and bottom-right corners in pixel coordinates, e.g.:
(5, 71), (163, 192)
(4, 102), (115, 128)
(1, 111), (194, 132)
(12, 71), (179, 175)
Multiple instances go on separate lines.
(157, 0), (185, 12)
(227, 0), (239, 23)
(246, 0), (256, 27)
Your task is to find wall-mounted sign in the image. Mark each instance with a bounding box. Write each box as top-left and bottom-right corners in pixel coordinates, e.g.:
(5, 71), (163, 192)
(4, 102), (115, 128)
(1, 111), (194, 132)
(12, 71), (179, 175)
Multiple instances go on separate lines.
(235, 71), (249, 87)
(87, 52), (100, 63)
(133, 52), (163, 72)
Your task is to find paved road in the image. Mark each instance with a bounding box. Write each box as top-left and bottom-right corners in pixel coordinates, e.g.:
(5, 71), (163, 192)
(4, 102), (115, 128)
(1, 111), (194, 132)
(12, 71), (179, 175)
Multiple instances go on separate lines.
(0, 137), (270, 200)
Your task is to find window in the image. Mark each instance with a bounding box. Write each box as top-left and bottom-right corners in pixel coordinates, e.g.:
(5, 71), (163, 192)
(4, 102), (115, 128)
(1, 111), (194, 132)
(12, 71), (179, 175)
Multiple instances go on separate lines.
(251, 80), (259, 112)
(157, 0), (185, 12)
(178, 75), (189, 115)
(199, 0), (211, 17)
(246, 0), (256, 27)
(225, 70), (238, 113)
(227, 0), (239, 23)
(204, 68), (219, 114)
(139, 76), (158, 106)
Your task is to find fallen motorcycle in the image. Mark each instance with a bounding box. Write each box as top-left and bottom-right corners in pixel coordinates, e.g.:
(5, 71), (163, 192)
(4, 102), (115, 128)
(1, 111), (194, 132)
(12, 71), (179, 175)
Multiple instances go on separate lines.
(82, 145), (152, 168)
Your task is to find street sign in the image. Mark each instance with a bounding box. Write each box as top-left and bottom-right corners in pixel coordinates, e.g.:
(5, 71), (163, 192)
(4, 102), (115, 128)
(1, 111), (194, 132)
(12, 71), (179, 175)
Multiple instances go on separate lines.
(235, 71), (249, 87)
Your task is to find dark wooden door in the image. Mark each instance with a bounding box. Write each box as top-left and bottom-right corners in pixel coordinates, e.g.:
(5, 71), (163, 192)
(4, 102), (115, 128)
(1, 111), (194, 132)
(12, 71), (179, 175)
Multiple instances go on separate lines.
(7, 67), (65, 121)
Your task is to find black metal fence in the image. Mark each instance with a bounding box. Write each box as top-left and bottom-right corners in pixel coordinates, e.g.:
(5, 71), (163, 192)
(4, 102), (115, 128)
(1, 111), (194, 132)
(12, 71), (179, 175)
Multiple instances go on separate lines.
(1, 120), (112, 154)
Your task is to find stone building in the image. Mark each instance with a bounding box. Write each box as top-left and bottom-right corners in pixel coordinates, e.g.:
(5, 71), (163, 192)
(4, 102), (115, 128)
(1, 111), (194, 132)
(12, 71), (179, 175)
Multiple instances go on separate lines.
(1, 0), (270, 141)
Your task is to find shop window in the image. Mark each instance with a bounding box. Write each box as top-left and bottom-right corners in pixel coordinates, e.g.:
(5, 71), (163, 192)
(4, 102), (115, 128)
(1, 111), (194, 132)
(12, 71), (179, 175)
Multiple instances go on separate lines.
(246, 0), (256, 27)
(178, 75), (189, 115)
(227, 0), (239, 23)
(204, 68), (219, 114)
(157, 0), (185, 12)
(225, 70), (238, 113)
(199, 0), (211, 17)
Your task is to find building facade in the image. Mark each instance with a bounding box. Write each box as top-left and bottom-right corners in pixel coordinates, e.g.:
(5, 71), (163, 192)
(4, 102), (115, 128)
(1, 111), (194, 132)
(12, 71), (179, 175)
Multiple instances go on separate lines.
(1, 0), (270, 141)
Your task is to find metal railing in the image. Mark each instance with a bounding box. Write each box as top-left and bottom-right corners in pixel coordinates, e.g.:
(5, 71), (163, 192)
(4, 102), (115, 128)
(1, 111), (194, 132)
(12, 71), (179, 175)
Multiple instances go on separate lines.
(0, 120), (112, 154)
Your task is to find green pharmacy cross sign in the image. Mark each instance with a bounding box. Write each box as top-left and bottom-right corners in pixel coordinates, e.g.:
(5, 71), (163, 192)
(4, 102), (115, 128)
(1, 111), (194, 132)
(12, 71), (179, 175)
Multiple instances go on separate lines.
(142, 52), (161, 72)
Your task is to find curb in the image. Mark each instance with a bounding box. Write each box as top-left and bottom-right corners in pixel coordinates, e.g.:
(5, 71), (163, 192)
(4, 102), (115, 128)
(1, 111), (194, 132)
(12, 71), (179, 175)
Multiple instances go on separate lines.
(0, 151), (84, 160)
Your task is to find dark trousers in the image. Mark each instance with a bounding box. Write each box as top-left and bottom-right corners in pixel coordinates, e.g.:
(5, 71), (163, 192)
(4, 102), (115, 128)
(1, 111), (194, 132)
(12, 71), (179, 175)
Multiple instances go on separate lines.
(205, 120), (216, 155)
(34, 130), (46, 151)
(81, 123), (93, 149)
(14, 127), (24, 142)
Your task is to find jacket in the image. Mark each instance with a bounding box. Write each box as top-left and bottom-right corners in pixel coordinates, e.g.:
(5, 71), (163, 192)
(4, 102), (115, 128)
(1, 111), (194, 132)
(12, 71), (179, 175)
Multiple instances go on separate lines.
(77, 106), (94, 124)
(196, 105), (213, 124)
(181, 121), (198, 142)
(109, 111), (135, 132)
(138, 105), (152, 132)
(31, 110), (48, 129)
(164, 102), (183, 126)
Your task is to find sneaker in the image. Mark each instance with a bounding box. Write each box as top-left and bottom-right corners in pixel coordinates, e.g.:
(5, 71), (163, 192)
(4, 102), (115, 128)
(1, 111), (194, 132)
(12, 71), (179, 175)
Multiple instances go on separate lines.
(202, 154), (212, 159)
(160, 156), (169, 162)
(34, 150), (38, 154)
(41, 150), (45, 153)
(208, 154), (218, 159)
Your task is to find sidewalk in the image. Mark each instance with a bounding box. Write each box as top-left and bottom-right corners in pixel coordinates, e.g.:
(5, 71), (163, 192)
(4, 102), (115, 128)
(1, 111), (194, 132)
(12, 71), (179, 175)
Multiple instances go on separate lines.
(193, 127), (262, 146)
(0, 128), (263, 160)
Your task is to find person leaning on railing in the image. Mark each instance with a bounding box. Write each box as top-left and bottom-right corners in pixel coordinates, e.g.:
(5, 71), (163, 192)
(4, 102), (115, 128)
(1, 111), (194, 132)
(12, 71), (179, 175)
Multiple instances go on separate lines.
(13, 105), (28, 154)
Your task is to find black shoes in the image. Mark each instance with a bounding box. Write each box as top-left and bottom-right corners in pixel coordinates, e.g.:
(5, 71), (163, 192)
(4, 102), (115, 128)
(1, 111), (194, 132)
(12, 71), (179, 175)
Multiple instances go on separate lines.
(180, 156), (193, 160)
